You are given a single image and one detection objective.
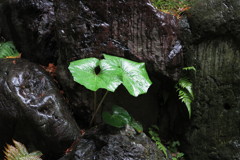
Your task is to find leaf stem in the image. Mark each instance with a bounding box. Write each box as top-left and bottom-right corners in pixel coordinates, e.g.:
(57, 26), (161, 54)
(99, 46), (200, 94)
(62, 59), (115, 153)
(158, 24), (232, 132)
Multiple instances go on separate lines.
(90, 90), (109, 126)
(94, 91), (97, 111)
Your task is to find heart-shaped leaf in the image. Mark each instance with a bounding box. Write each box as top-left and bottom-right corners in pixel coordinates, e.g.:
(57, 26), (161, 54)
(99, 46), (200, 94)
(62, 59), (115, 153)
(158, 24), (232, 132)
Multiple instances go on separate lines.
(68, 54), (152, 96)
(68, 58), (122, 92)
(102, 54), (152, 97)
(102, 105), (131, 128)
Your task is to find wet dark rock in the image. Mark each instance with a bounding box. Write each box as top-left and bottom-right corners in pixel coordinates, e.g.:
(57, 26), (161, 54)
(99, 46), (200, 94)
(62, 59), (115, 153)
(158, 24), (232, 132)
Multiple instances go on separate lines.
(53, 0), (185, 131)
(0, 0), (187, 158)
(84, 0), (183, 78)
(180, 0), (240, 159)
(0, 0), (56, 65)
(59, 125), (170, 160)
(55, 0), (183, 79)
(187, 0), (240, 41)
(0, 0), (184, 129)
(183, 39), (240, 160)
(0, 59), (80, 159)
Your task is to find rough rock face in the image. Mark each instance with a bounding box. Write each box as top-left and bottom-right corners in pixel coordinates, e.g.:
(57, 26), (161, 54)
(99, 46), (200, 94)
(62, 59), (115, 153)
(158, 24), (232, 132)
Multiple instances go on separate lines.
(0, 0), (56, 65)
(0, 59), (80, 159)
(59, 125), (169, 160)
(53, 0), (184, 129)
(187, 0), (240, 41)
(0, 0), (187, 158)
(0, 0), (183, 77)
(0, 0), (184, 129)
(55, 0), (183, 78)
(181, 0), (240, 159)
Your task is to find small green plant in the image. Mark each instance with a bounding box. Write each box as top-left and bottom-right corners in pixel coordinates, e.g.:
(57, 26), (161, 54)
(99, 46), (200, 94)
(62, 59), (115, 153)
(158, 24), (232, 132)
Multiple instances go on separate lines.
(148, 125), (167, 157)
(151, 0), (191, 17)
(167, 141), (184, 160)
(0, 41), (20, 58)
(68, 54), (152, 126)
(172, 152), (184, 160)
(3, 139), (42, 160)
(176, 66), (195, 118)
(102, 105), (143, 132)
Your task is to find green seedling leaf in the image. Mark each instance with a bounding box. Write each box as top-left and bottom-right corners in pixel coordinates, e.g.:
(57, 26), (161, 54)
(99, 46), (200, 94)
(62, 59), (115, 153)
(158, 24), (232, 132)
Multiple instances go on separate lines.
(68, 58), (122, 92)
(103, 54), (152, 97)
(102, 106), (131, 128)
(112, 105), (132, 122)
(102, 112), (127, 128)
(130, 120), (143, 133)
(0, 41), (20, 58)
(102, 106), (132, 128)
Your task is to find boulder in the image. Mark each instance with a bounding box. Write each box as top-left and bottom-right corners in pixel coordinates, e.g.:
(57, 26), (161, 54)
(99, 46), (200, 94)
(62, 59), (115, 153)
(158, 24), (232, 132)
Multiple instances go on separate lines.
(0, 0), (56, 65)
(53, 0), (185, 130)
(0, 59), (80, 159)
(59, 125), (170, 160)
(180, 0), (240, 159)
(0, 0), (185, 130)
(55, 0), (183, 79)
(187, 0), (240, 41)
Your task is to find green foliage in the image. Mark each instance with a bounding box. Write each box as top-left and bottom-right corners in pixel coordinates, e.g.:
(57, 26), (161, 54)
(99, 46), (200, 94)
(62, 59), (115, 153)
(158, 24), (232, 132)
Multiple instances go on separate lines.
(172, 152), (184, 160)
(102, 105), (131, 128)
(167, 141), (184, 160)
(182, 66), (196, 72)
(3, 140), (42, 160)
(129, 120), (143, 133)
(69, 54), (152, 126)
(0, 41), (20, 58)
(167, 141), (180, 153)
(148, 126), (185, 160)
(151, 0), (191, 17)
(148, 125), (167, 157)
(102, 105), (143, 133)
(176, 66), (196, 118)
(68, 54), (152, 97)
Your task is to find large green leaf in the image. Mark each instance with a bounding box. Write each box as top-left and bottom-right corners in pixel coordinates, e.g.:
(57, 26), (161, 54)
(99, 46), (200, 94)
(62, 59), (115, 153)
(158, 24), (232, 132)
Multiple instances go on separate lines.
(102, 106), (131, 128)
(68, 54), (152, 96)
(103, 54), (152, 97)
(68, 58), (122, 92)
(0, 41), (20, 58)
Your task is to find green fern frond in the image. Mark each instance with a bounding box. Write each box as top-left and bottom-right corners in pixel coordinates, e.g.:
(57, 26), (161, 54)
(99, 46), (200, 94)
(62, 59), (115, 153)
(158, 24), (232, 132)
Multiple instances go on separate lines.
(176, 88), (192, 116)
(4, 140), (42, 160)
(149, 127), (167, 157)
(0, 41), (20, 58)
(182, 66), (196, 72)
(176, 77), (194, 118)
(175, 66), (196, 118)
(177, 78), (194, 98)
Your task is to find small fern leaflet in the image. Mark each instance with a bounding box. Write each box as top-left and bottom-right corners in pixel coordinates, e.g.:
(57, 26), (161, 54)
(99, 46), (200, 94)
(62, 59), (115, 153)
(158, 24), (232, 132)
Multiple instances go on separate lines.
(4, 140), (42, 160)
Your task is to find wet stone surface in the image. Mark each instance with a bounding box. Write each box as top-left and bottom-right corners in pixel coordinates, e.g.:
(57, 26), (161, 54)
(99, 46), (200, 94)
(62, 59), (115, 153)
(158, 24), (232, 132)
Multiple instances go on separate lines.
(55, 0), (183, 79)
(59, 125), (170, 160)
(0, 0), (56, 65)
(181, 0), (240, 159)
(0, 59), (80, 159)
